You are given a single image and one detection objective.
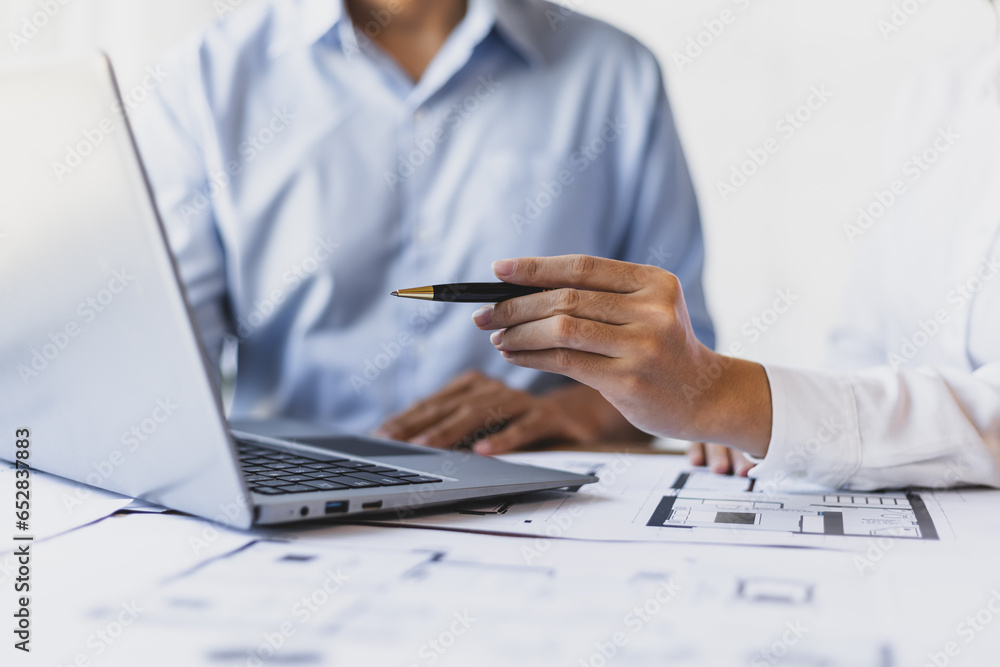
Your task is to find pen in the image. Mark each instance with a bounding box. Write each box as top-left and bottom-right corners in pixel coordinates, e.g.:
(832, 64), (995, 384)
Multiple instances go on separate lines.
(390, 282), (549, 303)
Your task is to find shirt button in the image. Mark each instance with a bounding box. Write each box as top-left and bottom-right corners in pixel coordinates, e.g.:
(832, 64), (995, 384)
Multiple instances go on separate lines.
(414, 340), (427, 355)
(415, 226), (431, 242)
(414, 108), (427, 123)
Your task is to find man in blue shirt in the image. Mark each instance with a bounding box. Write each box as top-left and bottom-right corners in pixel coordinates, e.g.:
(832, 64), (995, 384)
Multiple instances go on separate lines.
(133, 0), (713, 454)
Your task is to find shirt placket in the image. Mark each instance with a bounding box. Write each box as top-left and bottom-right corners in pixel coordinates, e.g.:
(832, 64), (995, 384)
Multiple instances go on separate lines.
(394, 99), (440, 409)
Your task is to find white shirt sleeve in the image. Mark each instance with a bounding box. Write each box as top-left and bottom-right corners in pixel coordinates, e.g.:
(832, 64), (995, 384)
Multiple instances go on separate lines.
(750, 363), (1000, 490)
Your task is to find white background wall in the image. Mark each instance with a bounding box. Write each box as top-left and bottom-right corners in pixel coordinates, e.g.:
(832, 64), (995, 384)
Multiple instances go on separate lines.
(2, 0), (996, 368)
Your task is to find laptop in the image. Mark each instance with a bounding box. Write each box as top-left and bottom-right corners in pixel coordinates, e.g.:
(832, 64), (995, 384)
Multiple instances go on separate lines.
(0, 54), (596, 528)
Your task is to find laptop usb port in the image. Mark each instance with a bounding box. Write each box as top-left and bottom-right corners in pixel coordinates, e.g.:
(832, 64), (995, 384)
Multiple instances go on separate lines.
(362, 500), (383, 511)
(324, 500), (349, 515)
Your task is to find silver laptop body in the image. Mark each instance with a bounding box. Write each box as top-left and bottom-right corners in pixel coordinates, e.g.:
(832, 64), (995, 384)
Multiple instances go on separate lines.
(0, 55), (596, 528)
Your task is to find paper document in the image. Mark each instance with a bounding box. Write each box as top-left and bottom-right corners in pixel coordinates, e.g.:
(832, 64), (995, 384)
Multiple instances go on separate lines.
(0, 461), (133, 552)
(361, 452), (989, 549)
(5, 512), (259, 666)
(82, 532), (894, 667)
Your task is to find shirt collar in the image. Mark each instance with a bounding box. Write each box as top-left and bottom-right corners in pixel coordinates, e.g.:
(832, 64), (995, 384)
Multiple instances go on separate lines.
(489, 0), (546, 67)
(267, 0), (546, 67)
(267, 0), (346, 60)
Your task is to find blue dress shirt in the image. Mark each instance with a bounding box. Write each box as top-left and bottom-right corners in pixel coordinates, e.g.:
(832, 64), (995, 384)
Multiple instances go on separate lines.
(133, 0), (714, 433)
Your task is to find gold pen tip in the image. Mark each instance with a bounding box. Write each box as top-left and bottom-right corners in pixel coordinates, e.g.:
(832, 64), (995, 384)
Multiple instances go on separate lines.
(390, 290), (399, 297)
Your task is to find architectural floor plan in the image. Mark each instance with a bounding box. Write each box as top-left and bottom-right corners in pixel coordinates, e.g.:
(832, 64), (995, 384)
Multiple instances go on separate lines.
(367, 452), (962, 547)
(646, 471), (938, 540)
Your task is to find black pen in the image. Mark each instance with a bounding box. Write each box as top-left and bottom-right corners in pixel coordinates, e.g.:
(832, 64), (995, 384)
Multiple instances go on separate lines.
(390, 282), (549, 303)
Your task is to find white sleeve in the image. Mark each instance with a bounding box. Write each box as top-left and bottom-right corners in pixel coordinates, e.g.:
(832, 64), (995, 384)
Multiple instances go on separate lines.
(749, 363), (1000, 490)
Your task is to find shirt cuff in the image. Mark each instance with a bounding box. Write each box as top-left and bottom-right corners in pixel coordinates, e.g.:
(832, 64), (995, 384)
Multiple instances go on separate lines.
(748, 364), (862, 489)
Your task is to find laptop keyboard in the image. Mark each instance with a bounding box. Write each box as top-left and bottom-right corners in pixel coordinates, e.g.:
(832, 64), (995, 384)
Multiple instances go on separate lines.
(236, 440), (442, 496)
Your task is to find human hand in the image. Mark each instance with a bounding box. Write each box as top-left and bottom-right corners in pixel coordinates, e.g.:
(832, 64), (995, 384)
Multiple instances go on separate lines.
(374, 370), (597, 455)
(473, 255), (772, 457)
(688, 442), (756, 476)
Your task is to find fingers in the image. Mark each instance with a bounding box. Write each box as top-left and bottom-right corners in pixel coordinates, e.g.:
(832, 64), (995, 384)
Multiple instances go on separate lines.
(492, 315), (623, 358)
(690, 443), (755, 477)
(706, 443), (734, 475)
(498, 348), (616, 389)
(376, 370), (489, 440)
(688, 442), (707, 467)
(474, 289), (631, 331)
(474, 401), (592, 456)
(409, 394), (528, 449)
(732, 452), (756, 477)
(377, 399), (452, 441)
(378, 373), (538, 449)
(377, 393), (460, 441)
(473, 410), (552, 455)
(492, 255), (648, 293)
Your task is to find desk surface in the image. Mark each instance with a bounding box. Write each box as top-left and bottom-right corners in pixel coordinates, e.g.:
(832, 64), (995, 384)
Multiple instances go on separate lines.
(4, 446), (999, 667)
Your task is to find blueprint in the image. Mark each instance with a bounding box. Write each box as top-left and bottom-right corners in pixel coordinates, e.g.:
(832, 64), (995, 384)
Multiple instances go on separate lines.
(13, 468), (1000, 667)
(646, 469), (937, 540)
(71, 529), (896, 667)
(360, 452), (985, 549)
